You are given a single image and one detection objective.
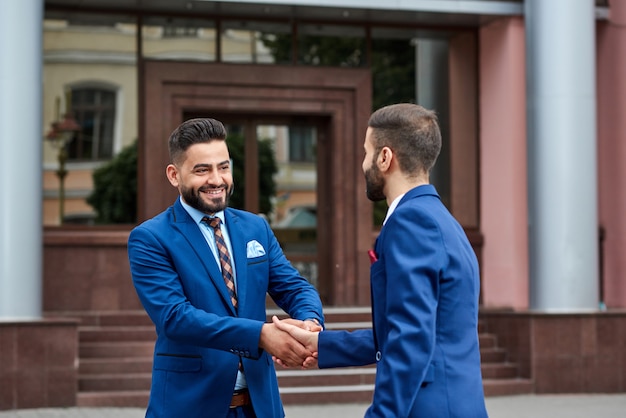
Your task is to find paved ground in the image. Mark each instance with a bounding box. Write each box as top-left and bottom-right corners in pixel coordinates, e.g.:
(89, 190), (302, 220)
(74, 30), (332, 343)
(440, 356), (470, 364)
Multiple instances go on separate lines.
(1, 394), (626, 417)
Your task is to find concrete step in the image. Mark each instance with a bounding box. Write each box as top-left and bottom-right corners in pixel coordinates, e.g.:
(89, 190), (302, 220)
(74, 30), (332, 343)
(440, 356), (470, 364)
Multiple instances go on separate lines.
(478, 319), (487, 333)
(78, 366), (375, 392)
(80, 357), (153, 374)
(76, 386), (375, 407)
(277, 367), (376, 387)
(267, 306), (372, 324)
(80, 326), (156, 343)
(480, 347), (507, 363)
(65, 306), (375, 328)
(51, 310), (153, 327)
(74, 307), (534, 406)
(77, 390), (149, 408)
(80, 341), (154, 358)
(79, 373), (151, 392)
(79, 360), (522, 391)
(77, 380), (536, 408)
(77, 378), (535, 406)
(479, 333), (497, 349)
(280, 384), (375, 404)
(483, 378), (535, 397)
(268, 307), (372, 331)
(481, 362), (519, 379)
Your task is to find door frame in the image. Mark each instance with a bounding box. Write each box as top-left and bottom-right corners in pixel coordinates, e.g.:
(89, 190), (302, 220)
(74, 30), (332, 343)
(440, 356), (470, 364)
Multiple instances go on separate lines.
(141, 61), (372, 305)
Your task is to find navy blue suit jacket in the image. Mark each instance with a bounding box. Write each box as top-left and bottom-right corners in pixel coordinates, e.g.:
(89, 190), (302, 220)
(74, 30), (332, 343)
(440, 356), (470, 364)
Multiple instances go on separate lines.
(318, 185), (487, 417)
(128, 199), (323, 418)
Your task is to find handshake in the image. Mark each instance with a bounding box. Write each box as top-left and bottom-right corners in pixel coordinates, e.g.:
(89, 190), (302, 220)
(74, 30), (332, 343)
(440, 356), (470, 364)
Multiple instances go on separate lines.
(259, 315), (322, 369)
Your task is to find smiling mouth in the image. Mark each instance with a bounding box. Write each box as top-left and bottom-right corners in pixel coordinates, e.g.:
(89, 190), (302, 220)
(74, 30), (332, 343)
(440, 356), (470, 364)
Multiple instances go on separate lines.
(201, 187), (224, 196)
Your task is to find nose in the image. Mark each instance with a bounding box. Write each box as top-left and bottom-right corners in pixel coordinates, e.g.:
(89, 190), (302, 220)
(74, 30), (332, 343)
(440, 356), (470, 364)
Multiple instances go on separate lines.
(205, 168), (222, 185)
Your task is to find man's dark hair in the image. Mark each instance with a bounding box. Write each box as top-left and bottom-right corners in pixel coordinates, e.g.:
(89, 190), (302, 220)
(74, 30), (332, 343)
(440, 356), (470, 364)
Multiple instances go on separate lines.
(168, 118), (227, 165)
(368, 103), (442, 176)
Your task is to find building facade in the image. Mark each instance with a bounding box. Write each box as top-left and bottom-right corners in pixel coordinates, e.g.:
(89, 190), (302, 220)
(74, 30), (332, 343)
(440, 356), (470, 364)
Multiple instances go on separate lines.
(32, 0), (625, 311)
(2, 0), (626, 410)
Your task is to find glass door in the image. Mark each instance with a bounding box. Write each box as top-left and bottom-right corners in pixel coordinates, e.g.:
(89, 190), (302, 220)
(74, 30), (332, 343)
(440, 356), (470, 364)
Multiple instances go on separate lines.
(258, 122), (318, 287)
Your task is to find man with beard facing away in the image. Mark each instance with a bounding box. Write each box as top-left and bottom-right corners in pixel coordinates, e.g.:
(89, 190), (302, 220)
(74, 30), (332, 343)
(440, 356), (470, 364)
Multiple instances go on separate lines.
(128, 118), (324, 418)
(274, 103), (488, 417)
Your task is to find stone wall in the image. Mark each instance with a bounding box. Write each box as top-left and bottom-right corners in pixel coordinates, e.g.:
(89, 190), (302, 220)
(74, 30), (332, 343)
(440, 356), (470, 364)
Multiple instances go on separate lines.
(482, 310), (626, 393)
(0, 319), (79, 410)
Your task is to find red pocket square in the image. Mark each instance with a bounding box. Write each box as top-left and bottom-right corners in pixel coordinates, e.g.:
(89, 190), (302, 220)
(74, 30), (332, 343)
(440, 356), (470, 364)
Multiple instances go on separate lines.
(368, 249), (378, 264)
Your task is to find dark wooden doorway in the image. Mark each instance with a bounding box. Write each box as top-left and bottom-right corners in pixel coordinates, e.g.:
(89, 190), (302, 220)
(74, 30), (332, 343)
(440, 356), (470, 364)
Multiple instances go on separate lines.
(141, 61), (373, 306)
(184, 111), (331, 302)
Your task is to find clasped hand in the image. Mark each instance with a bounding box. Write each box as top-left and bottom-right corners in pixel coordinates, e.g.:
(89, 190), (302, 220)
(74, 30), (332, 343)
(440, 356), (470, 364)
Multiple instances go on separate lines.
(259, 315), (321, 369)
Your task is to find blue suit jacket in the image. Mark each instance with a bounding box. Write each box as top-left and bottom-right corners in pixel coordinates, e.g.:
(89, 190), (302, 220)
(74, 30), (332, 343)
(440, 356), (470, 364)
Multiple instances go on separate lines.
(318, 185), (487, 418)
(128, 199), (324, 418)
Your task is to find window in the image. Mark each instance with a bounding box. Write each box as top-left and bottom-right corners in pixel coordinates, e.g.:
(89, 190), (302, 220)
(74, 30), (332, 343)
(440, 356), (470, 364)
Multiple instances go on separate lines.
(68, 87), (116, 161)
(288, 125), (316, 163)
(142, 16), (216, 61)
(297, 24), (366, 67)
(222, 20), (291, 64)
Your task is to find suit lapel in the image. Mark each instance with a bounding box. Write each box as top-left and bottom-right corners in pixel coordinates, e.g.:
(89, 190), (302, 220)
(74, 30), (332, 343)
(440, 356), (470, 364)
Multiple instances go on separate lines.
(172, 201), (237, 315)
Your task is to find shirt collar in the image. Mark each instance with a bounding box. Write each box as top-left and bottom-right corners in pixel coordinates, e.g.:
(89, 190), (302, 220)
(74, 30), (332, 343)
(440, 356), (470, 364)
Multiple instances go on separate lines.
(382, 192), (405, 225)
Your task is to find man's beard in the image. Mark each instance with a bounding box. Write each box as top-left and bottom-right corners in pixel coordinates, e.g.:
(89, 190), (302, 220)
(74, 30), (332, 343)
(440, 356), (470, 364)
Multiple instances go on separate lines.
(182, 183), (234, 214)
(364, 163), (386, 202)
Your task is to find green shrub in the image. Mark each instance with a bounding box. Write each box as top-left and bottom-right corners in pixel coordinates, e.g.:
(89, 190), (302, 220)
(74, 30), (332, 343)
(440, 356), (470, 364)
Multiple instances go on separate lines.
(226, 133), (277, 215)
(87, 139), (137, 224)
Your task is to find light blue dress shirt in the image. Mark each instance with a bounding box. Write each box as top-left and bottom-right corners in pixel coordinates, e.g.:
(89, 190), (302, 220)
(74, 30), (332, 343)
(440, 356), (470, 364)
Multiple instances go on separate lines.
(179, 197), (247, 390)
(179, 198), (238, 289)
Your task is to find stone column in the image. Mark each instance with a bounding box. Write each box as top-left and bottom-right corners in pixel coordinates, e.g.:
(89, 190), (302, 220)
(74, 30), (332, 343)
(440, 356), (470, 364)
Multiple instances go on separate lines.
(525, 0), (598, 310)
(0, 0), (43, 318)
(416, 39), (450, 204)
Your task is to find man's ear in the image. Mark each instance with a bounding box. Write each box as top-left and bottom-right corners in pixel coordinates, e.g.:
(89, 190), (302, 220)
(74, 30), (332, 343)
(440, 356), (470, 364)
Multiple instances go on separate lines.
(166, 164), (179, 187)
(377, 146), (392, 172)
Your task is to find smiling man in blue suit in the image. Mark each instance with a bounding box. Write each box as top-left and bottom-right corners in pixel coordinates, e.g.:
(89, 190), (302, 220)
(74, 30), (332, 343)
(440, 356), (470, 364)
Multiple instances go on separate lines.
(128, 118), (323, 418)
(275, 103), (488, 418)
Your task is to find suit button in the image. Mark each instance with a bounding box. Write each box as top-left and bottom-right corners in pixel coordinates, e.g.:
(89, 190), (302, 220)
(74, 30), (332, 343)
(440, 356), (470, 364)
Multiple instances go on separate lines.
(375, 351), (382, 361)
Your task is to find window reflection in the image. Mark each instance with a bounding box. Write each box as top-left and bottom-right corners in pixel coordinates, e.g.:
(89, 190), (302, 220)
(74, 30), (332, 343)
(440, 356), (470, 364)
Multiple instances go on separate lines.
(297, 24), (366, 67)
(142, 17), (216, 61)
(42, 8), (455, 232)
(43, 12), (137, 225)
(69, 87), (116, 161)
(222, 20), (291, 64)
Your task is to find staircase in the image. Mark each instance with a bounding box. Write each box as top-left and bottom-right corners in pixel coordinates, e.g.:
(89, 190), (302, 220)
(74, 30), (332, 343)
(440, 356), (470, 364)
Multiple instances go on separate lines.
(73, 307), (533, 407)
(477, 321), (535, 397)
(76, 311), (154, 407)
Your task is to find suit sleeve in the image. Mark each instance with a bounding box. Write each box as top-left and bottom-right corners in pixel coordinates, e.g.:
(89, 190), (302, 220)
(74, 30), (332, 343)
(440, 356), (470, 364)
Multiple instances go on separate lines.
(366, 209), (444, 418)
(318, 329), (376, 367)
(128, 224), (264, 358)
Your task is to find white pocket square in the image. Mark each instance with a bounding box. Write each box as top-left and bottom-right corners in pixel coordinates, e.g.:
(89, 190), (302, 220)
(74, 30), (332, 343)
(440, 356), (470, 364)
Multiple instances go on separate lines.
(246, 240), (266, 258)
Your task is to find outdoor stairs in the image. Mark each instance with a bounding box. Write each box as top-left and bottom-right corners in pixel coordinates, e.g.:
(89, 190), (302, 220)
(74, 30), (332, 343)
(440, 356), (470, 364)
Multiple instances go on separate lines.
(72, 308), (534, 407)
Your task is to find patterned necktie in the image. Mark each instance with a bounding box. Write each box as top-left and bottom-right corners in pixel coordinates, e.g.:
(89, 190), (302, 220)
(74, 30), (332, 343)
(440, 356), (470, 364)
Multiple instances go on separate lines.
(203, 216), (237, 310)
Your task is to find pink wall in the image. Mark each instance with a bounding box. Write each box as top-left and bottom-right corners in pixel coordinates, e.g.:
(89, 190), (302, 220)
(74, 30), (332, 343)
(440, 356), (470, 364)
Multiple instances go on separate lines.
(479, 17), (529, 309)
(597, 1), (626, 308)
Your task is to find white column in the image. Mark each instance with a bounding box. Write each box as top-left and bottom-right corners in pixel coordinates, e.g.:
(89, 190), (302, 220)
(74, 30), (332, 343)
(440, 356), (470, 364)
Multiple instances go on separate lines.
(525, 0), (598, 311)
(0, 0), (44, 319)
(416, 39), (450, 202)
